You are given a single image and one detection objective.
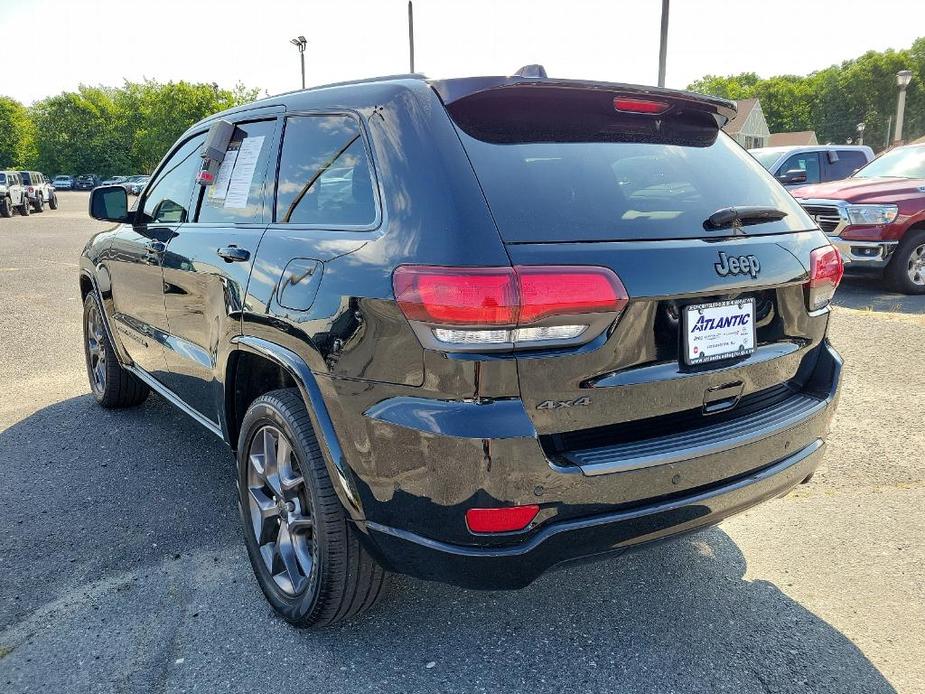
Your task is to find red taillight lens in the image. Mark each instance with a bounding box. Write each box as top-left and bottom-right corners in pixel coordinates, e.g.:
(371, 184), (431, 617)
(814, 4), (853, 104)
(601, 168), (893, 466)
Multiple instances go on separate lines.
(613, 97), (670, 114)
(393, 265), (629, 351)
(806, 245), (844, 310)
(466, 505), (539, 533)
(516, 266), (628, 324)
(393, 266), (518, 325)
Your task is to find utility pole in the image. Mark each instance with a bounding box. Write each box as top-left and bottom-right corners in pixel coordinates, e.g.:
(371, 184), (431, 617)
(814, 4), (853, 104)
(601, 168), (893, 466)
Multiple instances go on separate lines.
(894, 70), (913, 145)
(885, 115), (893, 150)
(657, 0), (670, 87)
(408, 1), (415, 73)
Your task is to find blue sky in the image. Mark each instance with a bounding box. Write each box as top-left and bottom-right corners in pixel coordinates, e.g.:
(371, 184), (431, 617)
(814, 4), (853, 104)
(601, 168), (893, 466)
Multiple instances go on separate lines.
(2, 0), (923, 104)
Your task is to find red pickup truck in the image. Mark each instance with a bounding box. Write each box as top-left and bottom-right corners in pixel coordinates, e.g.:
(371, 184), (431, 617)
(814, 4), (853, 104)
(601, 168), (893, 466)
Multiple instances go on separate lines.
(792, 144), (925, 294)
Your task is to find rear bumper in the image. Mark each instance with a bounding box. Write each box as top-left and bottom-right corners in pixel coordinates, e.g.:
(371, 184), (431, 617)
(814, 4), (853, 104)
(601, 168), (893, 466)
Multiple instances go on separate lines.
(363, 437), (825, 589)
(359, 341), (842, 589)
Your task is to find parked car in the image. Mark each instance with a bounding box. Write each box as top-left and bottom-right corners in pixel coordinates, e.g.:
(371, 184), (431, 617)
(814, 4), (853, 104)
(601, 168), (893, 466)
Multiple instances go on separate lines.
(0, 170), (31, 217)
(19, 171), (59, 211)
(793, 143), (925, 293)
(125, 175), (149, 195)
(75, 174), (100, 190)
(101, 176), (128, 187)
(750, 145), (874, 188)
(53, 174), (75, 190)
(82, 71), (844, 626)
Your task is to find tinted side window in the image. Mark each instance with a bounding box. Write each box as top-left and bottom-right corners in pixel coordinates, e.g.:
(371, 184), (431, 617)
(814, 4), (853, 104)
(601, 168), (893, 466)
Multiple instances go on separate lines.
(142, 134), (205, 223)
(276, 115), (376, 226)
(829, 151), (868, 180)
(195, 119), (276, 224)
(779, 152), (820, 184)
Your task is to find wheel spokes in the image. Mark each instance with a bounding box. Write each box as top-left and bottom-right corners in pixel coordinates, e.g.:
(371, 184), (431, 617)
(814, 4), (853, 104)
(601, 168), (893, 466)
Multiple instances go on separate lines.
(245, 424), (317, 596)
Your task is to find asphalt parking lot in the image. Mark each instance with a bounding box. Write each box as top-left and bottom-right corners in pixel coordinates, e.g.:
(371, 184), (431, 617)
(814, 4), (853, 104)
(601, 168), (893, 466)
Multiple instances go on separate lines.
(1, 192), (923, 693)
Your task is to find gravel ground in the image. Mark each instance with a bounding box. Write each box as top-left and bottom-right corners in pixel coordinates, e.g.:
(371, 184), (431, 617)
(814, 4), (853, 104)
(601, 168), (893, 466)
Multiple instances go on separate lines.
(1, 193), (923, 693)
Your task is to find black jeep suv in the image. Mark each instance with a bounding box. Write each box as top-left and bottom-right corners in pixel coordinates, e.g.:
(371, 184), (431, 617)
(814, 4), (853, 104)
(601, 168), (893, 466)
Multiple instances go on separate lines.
(82, 70), (844, 627)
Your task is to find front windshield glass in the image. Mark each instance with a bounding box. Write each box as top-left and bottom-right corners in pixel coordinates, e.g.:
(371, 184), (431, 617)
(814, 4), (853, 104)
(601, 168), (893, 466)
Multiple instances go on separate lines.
(750, 150), (783, 170)
(854, 146), (925, 179)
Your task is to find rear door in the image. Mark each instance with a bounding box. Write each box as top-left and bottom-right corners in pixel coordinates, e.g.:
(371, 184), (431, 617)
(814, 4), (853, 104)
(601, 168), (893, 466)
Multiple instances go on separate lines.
(159, 117), (280, 426)
(448, 85), (825, 435)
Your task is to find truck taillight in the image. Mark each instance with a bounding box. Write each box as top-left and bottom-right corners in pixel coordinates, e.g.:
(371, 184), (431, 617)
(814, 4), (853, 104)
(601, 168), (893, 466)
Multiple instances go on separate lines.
(805, 245), (844, 311)
(393, 265), (629, 352)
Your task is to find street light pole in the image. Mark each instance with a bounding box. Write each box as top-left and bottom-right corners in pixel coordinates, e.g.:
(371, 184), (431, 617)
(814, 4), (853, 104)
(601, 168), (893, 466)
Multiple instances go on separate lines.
(657, 0), (670, 87)
(290, 36), (307, 89)
(408, 1), (415, 73)
(856, 122), (865, 146)
(894, 69), (913, 145)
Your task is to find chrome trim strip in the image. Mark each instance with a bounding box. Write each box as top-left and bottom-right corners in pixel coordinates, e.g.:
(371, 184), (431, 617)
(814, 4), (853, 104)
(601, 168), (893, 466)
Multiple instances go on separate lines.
(123, 364), (226, 440)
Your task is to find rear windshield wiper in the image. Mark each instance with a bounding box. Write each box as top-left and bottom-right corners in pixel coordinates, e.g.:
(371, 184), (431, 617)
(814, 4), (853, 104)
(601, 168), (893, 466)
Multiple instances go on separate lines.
(703, 206), (788, 231)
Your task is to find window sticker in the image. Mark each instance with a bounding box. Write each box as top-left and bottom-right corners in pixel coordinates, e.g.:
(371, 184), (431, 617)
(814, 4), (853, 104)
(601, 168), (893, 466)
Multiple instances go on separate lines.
(223, 136), (265, 209)
(206, 146), (239, 207)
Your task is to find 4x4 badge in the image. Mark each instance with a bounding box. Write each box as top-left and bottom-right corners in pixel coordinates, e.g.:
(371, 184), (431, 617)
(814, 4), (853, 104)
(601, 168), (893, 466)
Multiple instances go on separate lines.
(714, 251), (760, 279)
(536, 397), (591, 410)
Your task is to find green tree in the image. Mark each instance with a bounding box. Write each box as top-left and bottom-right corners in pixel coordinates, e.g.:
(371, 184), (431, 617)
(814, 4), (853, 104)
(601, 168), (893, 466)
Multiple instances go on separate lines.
(688, 37), (925, 150)
(0, 96), (36, 168)
(29, 79), (260, 177)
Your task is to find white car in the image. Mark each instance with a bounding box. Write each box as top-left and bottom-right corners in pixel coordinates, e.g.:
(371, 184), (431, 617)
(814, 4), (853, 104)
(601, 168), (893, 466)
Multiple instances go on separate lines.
(19, 171), (59, 212)
(0, 170), (31, 217)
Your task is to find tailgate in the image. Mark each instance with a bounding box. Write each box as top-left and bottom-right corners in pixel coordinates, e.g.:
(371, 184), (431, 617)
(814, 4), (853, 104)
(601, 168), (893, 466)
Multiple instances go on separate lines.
(504, 231), (828, 435)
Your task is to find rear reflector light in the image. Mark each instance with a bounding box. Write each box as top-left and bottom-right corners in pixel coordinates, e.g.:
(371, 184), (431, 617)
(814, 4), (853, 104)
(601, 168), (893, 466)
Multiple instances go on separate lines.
(393, 265), (629, 351)
(466, 505), (539, 533)
(806, 245), (844, 311)
(613, 97), (670, 114)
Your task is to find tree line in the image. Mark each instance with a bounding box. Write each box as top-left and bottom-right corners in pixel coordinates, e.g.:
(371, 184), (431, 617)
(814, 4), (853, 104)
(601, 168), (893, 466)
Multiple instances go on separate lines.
(688, 37), (925, 150)
(0, 80), (260, 177)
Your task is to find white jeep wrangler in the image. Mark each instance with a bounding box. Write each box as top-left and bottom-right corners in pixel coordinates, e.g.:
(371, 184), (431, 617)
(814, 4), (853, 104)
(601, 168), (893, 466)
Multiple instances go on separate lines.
(19, 171), (58, 212)
(0, 170), (31, 217)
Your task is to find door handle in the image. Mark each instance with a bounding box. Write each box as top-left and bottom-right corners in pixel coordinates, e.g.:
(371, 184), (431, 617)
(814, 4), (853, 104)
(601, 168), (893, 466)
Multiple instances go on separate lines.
(217, 245), (250, 263)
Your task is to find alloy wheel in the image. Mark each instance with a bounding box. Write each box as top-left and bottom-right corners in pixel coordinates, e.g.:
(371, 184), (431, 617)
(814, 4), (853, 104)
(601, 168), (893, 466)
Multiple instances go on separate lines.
(86, 302), (106, 394)
(246, 425), (316, 595)
(906, 242), (925, 286)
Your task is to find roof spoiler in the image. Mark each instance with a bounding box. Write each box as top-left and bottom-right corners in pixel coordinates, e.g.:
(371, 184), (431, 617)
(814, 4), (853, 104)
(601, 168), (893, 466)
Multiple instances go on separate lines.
(429, 69), (737, 128)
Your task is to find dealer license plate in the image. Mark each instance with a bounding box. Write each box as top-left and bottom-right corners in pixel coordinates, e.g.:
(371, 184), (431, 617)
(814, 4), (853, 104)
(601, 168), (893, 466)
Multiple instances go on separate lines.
(683, 298), (756, 365)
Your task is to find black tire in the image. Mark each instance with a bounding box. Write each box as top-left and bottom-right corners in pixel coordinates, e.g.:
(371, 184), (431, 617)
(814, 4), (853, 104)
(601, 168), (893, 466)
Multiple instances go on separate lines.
(884, 229), (925, 295)
(31, 195), (44, 213)
(238, 389), (386, 627)
(82, 293), (150, 408)
(0, 196), (11, 218)
(17, 196), (30, 216)
(48, 192), (58, 210)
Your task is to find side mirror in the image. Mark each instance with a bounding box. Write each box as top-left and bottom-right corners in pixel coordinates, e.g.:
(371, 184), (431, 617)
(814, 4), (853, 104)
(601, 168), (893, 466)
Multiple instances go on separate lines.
(778, 169), (808, 185)
(89, 185), (132, 223)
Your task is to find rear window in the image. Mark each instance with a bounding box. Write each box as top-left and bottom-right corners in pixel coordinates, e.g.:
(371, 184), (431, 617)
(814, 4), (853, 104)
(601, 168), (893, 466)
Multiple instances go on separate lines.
(20, 172), (32, 184)
(0, 173), (6, 184)
(458, 132), (813, 242)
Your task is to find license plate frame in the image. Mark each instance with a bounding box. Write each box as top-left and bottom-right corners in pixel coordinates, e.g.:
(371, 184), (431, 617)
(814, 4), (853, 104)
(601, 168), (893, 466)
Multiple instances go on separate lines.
(682, 298), (756, 366)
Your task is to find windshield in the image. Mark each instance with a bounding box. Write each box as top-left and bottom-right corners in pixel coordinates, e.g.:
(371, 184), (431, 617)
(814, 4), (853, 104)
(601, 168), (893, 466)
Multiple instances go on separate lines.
(459, 132), (812, 242)
(750, 150), (784, 170)
(55, 176), (69, 181)
(854, 146), (925, 179)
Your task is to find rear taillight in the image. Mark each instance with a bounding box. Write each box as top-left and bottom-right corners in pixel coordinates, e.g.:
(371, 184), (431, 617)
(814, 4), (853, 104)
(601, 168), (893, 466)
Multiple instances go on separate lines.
(393, 265), (628, 352)
(805, 245), (844, 311)
(466, 505), (539, 534)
